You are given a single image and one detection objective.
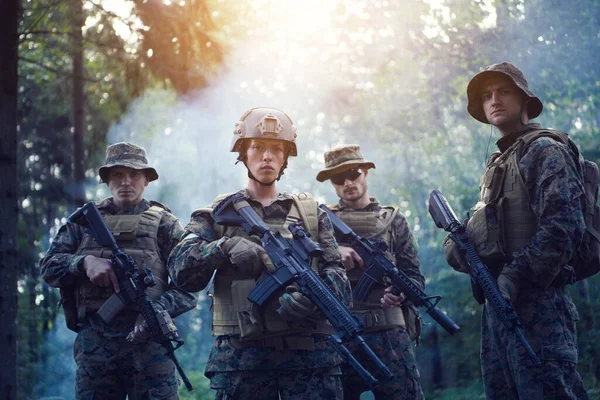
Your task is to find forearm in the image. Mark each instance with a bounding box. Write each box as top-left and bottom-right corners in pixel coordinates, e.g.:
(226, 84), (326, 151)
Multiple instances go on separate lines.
(394, 217), (425, 291)
(39, 223), (86, 287)
(169, 236), (228, 292)
(321, 265), (353, 308)
(152, 283), (198, 318)
(40, 254), (87, 287)
(512, 141), (586, 287)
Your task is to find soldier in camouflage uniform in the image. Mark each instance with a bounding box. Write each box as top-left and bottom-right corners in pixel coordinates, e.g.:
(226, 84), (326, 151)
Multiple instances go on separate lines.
(316, 144), (425, 400)
(444, 62), (589, 399)
(169, 107), (351, 400)
(40, 142), (196, 400)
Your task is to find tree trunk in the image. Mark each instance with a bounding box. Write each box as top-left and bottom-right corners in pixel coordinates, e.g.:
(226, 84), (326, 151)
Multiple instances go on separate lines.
(0, 0), (20, 398)
(71, 0), (85, 207)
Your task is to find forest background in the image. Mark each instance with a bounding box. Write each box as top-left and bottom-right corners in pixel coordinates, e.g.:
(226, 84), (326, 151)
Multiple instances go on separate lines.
(1, 0), (599, 399)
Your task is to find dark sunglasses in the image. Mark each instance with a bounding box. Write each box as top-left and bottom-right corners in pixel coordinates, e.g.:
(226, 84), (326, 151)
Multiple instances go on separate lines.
(331, 168), (363, 185)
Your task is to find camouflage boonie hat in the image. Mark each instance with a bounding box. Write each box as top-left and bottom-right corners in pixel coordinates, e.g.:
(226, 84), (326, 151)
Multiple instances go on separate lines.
(98, 142), (159, 183)
(316, 144), (375, 182)
(467, 62), (543, 124)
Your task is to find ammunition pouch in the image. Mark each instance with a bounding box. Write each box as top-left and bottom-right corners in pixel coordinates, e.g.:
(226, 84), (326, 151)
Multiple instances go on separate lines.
(352, 307), (406, 333)
(60, 286), (81, 333)
(467, 199), (509, 263)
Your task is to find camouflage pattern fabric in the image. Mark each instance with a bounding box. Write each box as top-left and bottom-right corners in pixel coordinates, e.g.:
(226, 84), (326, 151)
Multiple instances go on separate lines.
(333, 199), (425, 399)
(497, 124), (586, 287)
(481, 286), (587, 400)
(205, 334), (342, 373)
(209, 367), (342, 400)
(98, 142), (159, 183)
(333, 197), (424, 293)
(74, 326), (179, 400)
(478, 124), (588, 399)
(170, 189), (349, 304)
(340, 327), (423, 400)
(40, 197), (196, 398)
(40, 197), (196, 335)
(169, 189), (349, 387)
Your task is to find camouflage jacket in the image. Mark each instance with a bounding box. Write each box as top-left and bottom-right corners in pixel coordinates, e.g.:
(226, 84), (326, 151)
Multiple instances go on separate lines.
(491, 123), (586, 288)
(333, 197), (425, 292)
(169, 189), (350, 372)
(40, 198), (197, 324)
(170, 189), (350, 302)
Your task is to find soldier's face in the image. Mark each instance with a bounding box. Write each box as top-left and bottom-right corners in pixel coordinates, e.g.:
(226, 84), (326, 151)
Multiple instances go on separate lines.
(245, 139), (286, 184)
(107, 166), (148, 209)
(481, 76), (528, 133)
(331, 167), (368, 202)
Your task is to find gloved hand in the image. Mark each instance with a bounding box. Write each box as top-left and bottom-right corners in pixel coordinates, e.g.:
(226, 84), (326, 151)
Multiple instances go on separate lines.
(497, 266), (521, 305)
(277, 286), (318, 321)
(221, 236), (276, 277)
(443, 235), (470, 273)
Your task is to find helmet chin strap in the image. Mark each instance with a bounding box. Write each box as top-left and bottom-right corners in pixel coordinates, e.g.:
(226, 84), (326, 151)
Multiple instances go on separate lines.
(246, 167), (278, 186)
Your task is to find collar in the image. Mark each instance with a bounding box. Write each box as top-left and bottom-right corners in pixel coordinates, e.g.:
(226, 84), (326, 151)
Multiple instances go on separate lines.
(97, 197), (151, 215)
(239, 189), (293, 205)
(337, 197), (381, 211)
(496, 123), (543, 153)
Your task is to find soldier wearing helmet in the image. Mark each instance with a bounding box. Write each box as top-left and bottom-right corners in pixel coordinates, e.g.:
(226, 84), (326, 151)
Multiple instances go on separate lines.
(170, 107), (350, 399)
(444, 62), (588, 399)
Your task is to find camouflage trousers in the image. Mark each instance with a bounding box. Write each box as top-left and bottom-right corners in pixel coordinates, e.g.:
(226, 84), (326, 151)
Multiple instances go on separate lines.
(208, 367), (343, 400)
(340, 327), (424, 400)
(74, 326), (179, 400)
(481, 285), (588, 400)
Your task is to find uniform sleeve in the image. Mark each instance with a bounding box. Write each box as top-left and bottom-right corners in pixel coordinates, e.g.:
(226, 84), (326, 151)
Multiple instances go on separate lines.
(392, 213), (425, 292)
(153, 212), (198, 317)
(316, 208), (352, 307)
(167, 211), (229, 293)
(511, 138), (586, 288)
(39, 222), (87, 288)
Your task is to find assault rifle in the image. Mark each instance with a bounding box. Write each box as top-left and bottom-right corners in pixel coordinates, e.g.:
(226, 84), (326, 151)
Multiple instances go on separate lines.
(69, 202), (194, 391)
(212, 193), (393, 389)
(319, 204), (460, 335)
(428, 190), (541, 366)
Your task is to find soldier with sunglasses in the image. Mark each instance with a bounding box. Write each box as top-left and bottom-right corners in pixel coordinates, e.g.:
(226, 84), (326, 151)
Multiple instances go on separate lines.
(317, 145), (424, 400)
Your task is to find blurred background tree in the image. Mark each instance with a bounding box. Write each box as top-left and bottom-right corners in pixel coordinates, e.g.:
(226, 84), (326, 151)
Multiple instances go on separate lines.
(8, 0), (599, 398)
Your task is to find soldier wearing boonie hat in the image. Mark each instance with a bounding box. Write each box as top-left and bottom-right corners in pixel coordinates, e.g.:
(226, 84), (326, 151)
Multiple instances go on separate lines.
(99, 142), (159, 183)
(442, 62), (589, 399)
(318, 144), (425, 400)
(316, 144), (375, 183)
(40, 141), (196, 399)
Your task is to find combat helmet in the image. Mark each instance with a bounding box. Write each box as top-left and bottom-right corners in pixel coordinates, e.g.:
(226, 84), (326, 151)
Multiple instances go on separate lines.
(230, 107), (298, 156)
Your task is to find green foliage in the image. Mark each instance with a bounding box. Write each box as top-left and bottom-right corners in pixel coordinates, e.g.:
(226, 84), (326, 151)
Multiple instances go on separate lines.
(16, 0), (600, 398)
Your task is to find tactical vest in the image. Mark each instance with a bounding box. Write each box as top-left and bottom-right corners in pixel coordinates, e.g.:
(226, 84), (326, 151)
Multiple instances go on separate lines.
(467, 130), (565, 266)
(74, 206), (168, 320)
(330, 204), (407, 332)
(208, 193), (334, 341)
